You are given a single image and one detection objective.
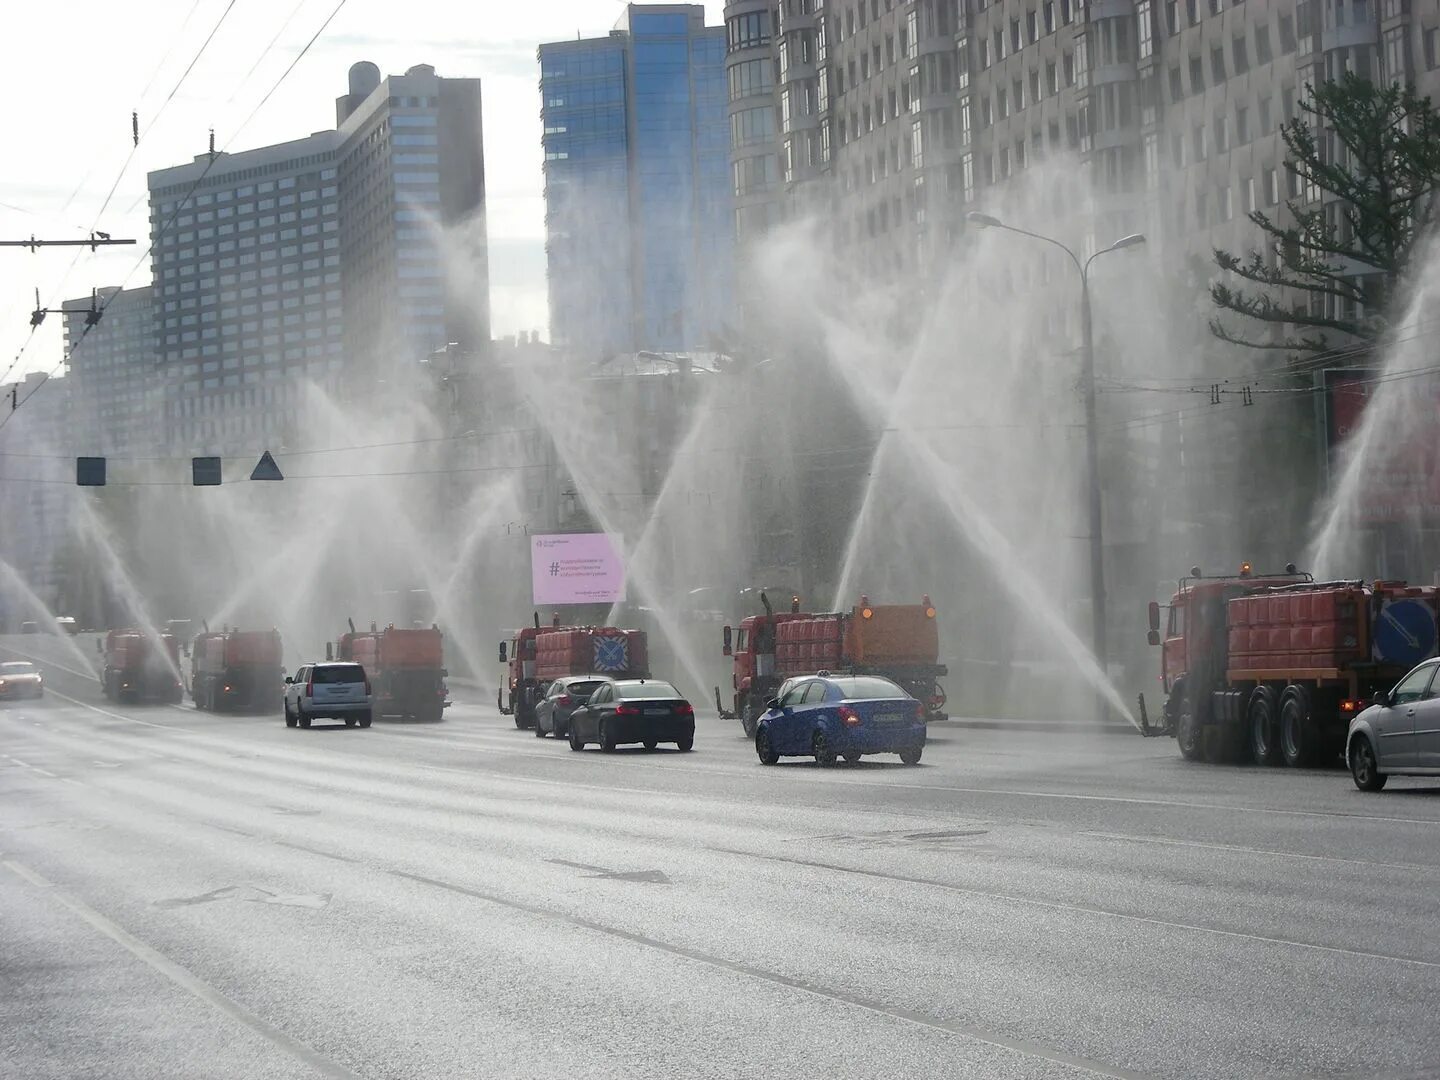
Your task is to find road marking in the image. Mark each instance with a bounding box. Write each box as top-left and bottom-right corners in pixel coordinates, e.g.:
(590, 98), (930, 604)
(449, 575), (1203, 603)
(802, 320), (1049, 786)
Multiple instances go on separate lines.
(0, 857), (359, 1079)
(1081, 829), (1440, 874)
(711, 847), (1440, 971)
(45, 687), (189, 731)
(392, 868), (1149, 1080)
(3, 754), (57, 778)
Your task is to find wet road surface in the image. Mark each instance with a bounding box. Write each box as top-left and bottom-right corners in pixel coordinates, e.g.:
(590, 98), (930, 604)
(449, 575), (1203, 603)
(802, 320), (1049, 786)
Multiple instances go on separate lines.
(2, 635), (1438, 1079)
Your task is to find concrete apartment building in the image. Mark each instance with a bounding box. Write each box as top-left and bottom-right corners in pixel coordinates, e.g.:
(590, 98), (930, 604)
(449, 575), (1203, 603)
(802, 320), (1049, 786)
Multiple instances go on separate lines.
(145, 63), (486, 453)
(539, 5), (733, 356)
(62, 286), (156, 455)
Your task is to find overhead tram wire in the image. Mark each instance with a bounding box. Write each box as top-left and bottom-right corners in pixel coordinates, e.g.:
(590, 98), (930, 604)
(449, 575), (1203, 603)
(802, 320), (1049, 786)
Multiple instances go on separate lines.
(0, 0), (354, 437)
(0, 0), (246, 386)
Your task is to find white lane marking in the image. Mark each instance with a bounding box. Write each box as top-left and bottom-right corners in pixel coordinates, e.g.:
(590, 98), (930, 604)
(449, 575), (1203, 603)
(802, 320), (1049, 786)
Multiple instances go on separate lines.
(46, 688), (188, 731)
(394, 868), (1150, 1080)
(0, 857), (359, 1079)
(3, 755), (57, 778)
(2, 858), (54, 887)
(719, 848), (1440, 971)
(0, 644), (99, 682)
(1082, 829), (1440, 874)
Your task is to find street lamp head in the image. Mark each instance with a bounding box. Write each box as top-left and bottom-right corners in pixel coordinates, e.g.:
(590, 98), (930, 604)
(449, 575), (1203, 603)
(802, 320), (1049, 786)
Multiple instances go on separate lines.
(1108, 233), (1147, 252)
(966, 211), (1003, 228)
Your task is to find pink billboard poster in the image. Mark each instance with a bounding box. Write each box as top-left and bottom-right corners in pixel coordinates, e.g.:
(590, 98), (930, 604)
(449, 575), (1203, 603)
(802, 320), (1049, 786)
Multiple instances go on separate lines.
(531, 533), (627, 605)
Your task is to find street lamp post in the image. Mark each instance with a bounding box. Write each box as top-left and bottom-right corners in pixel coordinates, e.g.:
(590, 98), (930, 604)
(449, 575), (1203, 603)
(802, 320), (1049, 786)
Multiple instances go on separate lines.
(966, 211), (1146, 713)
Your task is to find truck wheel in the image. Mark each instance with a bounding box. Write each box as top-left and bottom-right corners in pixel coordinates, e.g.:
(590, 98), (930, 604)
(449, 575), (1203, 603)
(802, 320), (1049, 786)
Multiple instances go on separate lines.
(1176, 694), (1204, 762)
(1280, 686), (1314, 768)
(1248, 686), (1282, 766)
(1348, 735), (1387, 791)
(514, 713), (527, 730)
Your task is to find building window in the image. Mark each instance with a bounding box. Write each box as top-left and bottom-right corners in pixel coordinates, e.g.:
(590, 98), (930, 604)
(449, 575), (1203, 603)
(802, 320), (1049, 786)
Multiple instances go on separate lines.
(1189, 54), (1204, 93)
(1259, 96), (1273, 132)
(1426, 27), (1440, 69)
(1256, 24), (1273, 64)
(1214, 111), (1228, 151)
(1169, 65), (1183, 100)
(1235, 105), (1250, 143)
(1384, 27), (1408, 82)
(727, 10), (771, 52)
(1243, 176), (1256, 213)
(911, 120), (924, 168)
(1233, 34), (1249, 73)
(1027, 10), (1038, 42)
(1217, 184), (1231, 221)
(1048, 60), (1059, 93)
(1194, 122), (1207, 160)
(1211, 46), (1226, 84)
(1044, 0), (1056, 32)
(1265, 167), (1279, 205)
(1138, 0), (1154, 59)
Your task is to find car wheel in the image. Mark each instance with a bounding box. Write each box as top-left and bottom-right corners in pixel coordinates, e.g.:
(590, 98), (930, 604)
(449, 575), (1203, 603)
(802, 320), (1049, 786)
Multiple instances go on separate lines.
(675, 734), (693, 752)
(284, 702), (297, 727)
(600, 720), (616, 753)
(514, 713), (527, 730)
(643, 739), (657, 751)
(534, 717), (548, 738)
(299, 712), (312, 729)
(812, 729), (836, 768)
(1349, 735), (1387, 791)
(344, 717), (356, 727)
(843, 752), (862, 765)
(568, 727), (584, 751)
(898, 746), (923, 766)
(755, 725), (779, 766)
(358, 711), (372, 729)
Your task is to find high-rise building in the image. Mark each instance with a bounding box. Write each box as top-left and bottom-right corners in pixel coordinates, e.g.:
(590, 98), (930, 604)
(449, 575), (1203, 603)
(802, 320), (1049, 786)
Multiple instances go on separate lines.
(145, 62), (486, 452)
(63, 286), (156, 455)
(0, 371), (72, 618)
(540, 5), (733, 356)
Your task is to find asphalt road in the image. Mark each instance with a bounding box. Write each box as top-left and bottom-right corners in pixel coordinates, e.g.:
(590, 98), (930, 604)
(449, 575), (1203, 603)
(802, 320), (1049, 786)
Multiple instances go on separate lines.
(2, 634), (1438, 1080)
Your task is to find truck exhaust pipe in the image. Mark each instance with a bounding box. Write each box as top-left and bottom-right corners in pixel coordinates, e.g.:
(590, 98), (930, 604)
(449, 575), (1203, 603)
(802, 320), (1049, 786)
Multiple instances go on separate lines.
(760, 591), (773, 616)
(347, 618), (356, 635)
(533, 611), (541, 630)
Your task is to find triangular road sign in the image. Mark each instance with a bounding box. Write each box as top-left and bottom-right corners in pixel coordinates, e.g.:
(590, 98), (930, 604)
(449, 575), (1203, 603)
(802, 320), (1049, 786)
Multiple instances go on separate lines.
(250, 450), (284, 481)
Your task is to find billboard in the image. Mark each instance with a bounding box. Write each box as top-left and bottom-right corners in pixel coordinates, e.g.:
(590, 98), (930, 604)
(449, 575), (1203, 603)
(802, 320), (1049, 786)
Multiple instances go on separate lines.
(531, 533), (626, 605)
(1324, 369), (1440, 525)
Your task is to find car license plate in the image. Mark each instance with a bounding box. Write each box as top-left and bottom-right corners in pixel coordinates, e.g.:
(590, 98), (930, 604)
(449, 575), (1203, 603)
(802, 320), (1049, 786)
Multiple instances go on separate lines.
(875, 713), (903, 725)
(644, 708), (668, 717)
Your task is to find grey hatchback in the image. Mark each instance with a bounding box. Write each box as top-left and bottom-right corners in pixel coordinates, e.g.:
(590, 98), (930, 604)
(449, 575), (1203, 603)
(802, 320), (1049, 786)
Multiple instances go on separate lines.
(534, 676), (610, 739)
(1346, 658), (1440, 790)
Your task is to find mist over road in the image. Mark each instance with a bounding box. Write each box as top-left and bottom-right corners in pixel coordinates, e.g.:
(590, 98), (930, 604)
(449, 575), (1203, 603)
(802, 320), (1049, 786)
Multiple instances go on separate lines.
(2, 633), (1438, 1080)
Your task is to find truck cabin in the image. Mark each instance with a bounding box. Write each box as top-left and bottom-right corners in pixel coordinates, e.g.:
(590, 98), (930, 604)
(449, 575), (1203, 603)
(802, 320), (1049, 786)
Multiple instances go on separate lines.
(1149, 563), (1310, 688)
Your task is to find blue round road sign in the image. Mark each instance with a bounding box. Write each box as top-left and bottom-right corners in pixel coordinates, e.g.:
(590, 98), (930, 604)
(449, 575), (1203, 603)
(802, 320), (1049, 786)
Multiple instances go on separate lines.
(1373, 598), (1438, 668)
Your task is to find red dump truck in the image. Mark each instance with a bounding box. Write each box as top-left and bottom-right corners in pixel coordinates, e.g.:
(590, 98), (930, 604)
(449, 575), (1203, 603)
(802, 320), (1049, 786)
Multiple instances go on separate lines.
(190, 628), (283, 712)
(1142, 563), (1440, 765)
(101, 629), (183, 704)
(719, 594), (949, 735)
(335, 623), (448, 722)
(500, 618), (649, 729)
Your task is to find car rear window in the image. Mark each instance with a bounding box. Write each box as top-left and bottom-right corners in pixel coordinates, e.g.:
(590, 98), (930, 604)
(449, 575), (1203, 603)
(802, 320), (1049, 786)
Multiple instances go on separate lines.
(314, 664), (364, 684)
(831, 676), (907, 699)
(616, 681), (680, 699)
(567, 680), (606, 697)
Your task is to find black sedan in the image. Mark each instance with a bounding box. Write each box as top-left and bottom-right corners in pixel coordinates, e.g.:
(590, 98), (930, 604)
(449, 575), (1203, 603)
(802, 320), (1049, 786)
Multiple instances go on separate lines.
(535, 676), (610, 739)
(569, 679), (694, 753)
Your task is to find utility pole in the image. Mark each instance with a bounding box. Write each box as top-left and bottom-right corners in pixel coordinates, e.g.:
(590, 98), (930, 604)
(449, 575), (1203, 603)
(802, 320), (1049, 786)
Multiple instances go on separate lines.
(0, 233), (137, 252)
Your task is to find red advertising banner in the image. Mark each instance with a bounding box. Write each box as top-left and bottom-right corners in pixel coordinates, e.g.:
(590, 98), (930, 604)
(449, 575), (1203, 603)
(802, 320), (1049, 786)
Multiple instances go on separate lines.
(1324, 369), (1440, 524)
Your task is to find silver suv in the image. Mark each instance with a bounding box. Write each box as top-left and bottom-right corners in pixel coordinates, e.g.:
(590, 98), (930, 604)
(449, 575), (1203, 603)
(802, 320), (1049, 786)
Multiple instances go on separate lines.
(284, 662), (373, 729)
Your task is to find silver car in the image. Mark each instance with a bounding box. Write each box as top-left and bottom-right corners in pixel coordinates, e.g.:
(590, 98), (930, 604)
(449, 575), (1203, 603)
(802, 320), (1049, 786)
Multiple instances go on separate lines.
(1346, 658), (1440, 790)
(534, 676), (610, 739)
(284, 662), (373, 729)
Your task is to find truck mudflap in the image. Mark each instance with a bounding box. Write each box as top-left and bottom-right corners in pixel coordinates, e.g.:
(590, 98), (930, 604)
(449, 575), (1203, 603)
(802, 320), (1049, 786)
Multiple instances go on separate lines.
(714, 686), (736, 720)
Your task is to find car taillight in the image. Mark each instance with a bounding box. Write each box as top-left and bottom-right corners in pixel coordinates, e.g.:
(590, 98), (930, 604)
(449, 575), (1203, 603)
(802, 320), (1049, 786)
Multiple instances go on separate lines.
(364, 678), (372, 695)
(838, 705), (861, 726)
(306, 676), (314, 696)
(915, 701), (927, 719)
(675, 702), (694, 715)
(558, 694), (573, 706)
(616, 704), (640, 716)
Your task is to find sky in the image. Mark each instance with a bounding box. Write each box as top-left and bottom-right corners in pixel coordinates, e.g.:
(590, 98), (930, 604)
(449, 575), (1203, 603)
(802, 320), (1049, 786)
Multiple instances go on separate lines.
(0, 0), (725, 385)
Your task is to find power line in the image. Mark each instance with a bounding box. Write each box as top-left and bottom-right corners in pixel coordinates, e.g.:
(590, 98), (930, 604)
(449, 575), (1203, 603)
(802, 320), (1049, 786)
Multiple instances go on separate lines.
(0, 0), (353, 437)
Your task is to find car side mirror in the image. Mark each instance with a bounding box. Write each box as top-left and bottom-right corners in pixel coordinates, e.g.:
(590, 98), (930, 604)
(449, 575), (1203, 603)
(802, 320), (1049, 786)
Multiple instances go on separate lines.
(284, 676), (293, 684)
(1147, 629), (1160, 647)
(1147, 600), (1161, 633)
(498, 642), (507, 663)
(440, 668), (448, 677)
(1372, 690), (1389, 708)
(765, 698), (779, 711)
(722, 625), (733, 656)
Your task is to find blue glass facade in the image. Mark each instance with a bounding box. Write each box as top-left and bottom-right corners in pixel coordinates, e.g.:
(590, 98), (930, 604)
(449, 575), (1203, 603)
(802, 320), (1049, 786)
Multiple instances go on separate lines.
(540, 5), (733, 357)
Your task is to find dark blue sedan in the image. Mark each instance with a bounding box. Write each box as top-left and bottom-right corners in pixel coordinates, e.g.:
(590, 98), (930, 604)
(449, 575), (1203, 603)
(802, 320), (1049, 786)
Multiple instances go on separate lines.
(754, 674), (926, 767)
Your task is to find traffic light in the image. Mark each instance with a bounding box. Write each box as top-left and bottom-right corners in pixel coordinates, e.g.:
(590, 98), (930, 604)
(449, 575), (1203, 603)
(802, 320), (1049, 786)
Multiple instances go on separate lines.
(76, 457), (106, 486)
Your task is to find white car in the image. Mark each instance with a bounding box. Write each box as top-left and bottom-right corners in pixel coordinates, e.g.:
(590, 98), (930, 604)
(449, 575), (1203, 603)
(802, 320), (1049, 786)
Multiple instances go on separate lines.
(284, 662), (373, 729)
